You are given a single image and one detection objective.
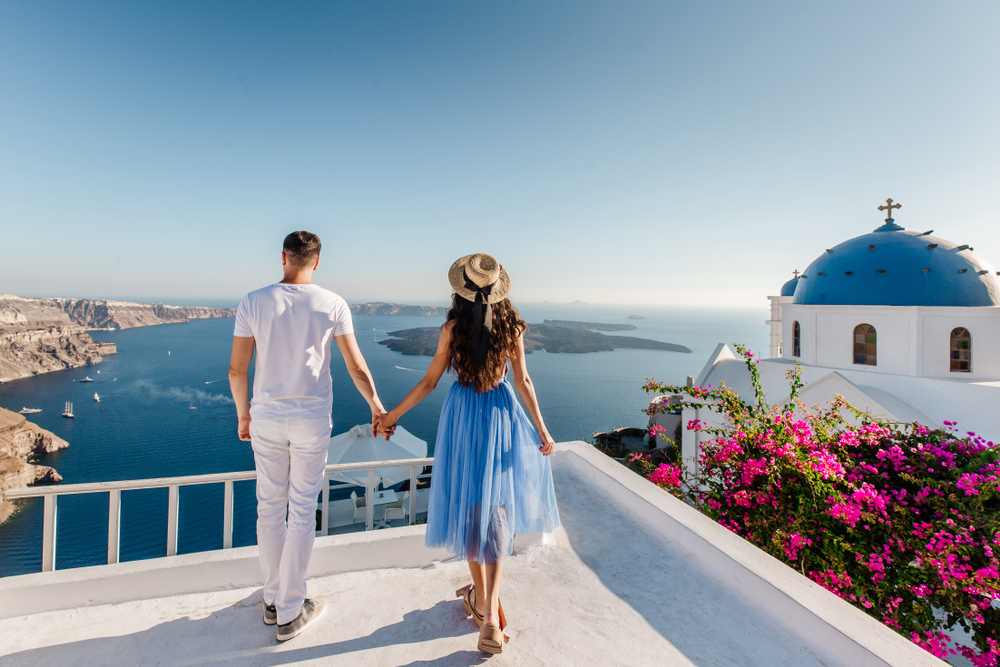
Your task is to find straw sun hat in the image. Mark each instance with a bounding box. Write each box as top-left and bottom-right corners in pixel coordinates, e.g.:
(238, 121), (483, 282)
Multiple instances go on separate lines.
(448, 253), (511, 304)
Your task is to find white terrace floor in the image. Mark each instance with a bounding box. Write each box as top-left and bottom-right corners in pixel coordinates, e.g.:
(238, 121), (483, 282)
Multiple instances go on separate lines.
(0, 444), (942, 667)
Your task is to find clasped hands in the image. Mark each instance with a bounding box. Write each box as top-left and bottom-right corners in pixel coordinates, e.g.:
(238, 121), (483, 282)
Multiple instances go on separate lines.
(371, 410), (398, 441)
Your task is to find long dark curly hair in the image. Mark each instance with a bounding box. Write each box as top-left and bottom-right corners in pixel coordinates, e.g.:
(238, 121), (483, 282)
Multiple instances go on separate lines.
(447, 294), (527, 393)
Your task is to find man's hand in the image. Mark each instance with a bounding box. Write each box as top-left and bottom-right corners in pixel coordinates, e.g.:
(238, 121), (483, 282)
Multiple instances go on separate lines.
(238, 415), (252, 442)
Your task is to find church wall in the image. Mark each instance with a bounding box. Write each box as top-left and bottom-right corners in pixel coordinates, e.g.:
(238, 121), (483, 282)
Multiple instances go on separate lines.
(919, 311), (1000, 379)
(778, 304), (1000, 381)
(815, 310), (912, 374)
(781, 305), (913, 374)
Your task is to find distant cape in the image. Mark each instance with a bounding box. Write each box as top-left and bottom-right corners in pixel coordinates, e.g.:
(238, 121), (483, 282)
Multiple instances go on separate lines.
(378, 322), (692, 356)
(349, 302), (448, 316)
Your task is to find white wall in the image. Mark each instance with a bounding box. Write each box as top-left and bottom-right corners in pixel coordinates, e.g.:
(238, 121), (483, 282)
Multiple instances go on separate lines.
(920, 312), (1000, 378)
(766, 296), (792, 358)
(778, 304), (1000, 381)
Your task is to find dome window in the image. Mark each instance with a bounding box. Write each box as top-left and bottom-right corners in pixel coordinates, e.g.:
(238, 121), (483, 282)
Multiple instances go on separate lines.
(792, 321), (801, 358)
(853, 324), (877, 366)
(950, 328), (971, 373)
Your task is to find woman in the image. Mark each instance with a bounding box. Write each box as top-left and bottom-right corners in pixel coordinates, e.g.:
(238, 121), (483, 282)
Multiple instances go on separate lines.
(376, 253), (560, 655)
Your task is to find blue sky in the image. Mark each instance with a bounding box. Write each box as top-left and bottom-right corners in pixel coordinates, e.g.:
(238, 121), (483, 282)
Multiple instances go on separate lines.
(1, 1), (998, 306)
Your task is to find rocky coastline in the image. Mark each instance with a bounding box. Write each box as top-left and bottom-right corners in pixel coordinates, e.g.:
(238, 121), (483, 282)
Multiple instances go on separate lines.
(0, 294), (235, 382)
(0, 407), (67, 524)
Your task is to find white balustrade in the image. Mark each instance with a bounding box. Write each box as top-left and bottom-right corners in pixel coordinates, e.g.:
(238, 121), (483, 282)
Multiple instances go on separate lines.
(6, 458), (433, 573)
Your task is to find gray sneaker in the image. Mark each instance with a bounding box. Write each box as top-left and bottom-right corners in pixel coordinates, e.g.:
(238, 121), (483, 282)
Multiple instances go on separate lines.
(262, 601), (277, 625)
(276, 598), (326, 642)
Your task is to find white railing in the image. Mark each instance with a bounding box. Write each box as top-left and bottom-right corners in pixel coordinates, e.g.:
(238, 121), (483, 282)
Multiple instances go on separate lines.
(5, 458), (433, 573)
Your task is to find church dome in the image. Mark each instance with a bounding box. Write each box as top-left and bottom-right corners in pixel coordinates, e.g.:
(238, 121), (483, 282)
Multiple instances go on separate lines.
(793, 215), (1000, 307)
(780, 276), (799, 296)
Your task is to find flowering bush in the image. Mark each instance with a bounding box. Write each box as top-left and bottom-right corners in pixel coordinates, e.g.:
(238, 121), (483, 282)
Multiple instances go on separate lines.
(640, 345), (1000, 664)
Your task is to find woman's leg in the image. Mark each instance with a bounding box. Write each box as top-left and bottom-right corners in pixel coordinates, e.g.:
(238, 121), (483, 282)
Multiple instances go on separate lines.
(467, 560), (486, 616)
(483, 562), (504, 627)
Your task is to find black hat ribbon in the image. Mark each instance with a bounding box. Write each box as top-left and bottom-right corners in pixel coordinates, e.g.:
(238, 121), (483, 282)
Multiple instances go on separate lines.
(464, 269), (494, 364)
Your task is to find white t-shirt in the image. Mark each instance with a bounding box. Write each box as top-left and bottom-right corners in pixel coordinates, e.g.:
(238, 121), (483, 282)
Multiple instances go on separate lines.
(233, 283), (354, 422)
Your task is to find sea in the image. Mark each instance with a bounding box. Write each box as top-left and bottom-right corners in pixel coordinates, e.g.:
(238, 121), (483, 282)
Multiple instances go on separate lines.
(0, 303), (768, 577)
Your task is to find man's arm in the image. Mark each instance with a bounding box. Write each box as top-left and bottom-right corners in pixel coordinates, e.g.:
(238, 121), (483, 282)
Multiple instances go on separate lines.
(333, 333), (388, 434)
(229, 336), (255, 441)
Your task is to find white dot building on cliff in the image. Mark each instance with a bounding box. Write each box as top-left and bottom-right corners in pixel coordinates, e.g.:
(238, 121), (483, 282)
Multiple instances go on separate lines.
(677, 200), (1000, 471)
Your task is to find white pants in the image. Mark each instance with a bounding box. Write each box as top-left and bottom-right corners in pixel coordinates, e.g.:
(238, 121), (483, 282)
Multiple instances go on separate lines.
(250, 417), (331, 625)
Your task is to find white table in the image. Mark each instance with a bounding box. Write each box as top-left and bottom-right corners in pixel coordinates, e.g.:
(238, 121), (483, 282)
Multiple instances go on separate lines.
(371, 489), (399, 529)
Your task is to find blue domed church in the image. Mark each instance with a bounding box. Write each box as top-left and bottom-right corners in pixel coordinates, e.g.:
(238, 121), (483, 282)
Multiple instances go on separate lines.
(679, 200), (1000, 473)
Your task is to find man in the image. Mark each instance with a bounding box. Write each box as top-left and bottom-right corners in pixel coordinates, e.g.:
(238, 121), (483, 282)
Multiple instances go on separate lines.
(229, 231), (388, 641)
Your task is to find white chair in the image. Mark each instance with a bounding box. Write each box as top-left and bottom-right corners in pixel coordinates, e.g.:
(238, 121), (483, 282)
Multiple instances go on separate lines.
(384, 494), (405, 526)
(350, 490), (367, 529)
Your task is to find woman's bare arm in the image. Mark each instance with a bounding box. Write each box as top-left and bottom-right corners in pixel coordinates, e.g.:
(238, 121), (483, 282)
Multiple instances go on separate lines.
(510, 334), (555, 456)
(378, 321), (455, 438)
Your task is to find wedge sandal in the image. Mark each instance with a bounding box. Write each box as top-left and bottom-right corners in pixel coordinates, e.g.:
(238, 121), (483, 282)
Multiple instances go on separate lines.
(455, 584), (484, 627)
(478, 623), (509, 654)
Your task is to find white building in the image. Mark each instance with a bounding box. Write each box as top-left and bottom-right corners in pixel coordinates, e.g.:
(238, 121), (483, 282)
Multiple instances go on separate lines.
(681, 202), (1000, 472)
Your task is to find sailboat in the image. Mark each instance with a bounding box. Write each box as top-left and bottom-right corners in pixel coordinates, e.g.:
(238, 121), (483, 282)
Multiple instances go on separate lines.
(189, 403), (197, 410)
(94, 393), (100, 402)
(63, 402), (74, 418)
(374, 327), (377, 342)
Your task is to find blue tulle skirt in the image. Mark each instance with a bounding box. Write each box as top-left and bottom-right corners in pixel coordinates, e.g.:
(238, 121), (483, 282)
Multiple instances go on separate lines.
(425, 378), (560, 564)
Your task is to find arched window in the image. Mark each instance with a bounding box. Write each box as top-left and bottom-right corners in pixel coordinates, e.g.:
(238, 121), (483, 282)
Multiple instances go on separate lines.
(950, 327), (971, 372)
(853, 324), (877, 366)
(792, 321), (801, 357)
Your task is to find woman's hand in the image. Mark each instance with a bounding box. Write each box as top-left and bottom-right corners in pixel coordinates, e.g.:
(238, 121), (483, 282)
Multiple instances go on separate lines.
(538, 430), (555, 456)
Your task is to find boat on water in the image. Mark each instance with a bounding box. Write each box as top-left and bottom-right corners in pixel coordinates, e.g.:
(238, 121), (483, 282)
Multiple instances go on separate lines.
(19, 408), (42, 414)
(94, 393), (100, 402)
(63, 402), (74, 418)
(80, 376), (94, 383)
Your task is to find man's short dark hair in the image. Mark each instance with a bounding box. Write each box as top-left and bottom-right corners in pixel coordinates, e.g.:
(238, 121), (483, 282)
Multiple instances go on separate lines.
(283, 231), (322, 267)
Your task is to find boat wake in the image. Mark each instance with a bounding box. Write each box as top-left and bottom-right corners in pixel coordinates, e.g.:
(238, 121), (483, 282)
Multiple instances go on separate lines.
(131, 380), (233, 405)
(395, 366), (422, 373)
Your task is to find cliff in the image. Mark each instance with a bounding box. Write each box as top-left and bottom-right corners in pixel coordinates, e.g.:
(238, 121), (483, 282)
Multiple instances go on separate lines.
(379, 324), (692, 356)
(0, 294), (234, 382)
(350, 302), (448, 316)
(0, 407), (67, 524)
(0, 294), (236, 330)
(0, 324), (117, 382)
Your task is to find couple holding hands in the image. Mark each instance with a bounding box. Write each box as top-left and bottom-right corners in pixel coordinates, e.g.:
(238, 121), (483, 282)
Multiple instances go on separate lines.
(229, 231), (560, 655)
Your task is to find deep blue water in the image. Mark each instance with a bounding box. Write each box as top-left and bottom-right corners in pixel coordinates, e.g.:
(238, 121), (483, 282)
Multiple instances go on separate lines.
(0, 304), (767, 577)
